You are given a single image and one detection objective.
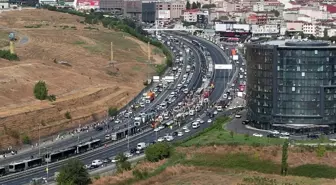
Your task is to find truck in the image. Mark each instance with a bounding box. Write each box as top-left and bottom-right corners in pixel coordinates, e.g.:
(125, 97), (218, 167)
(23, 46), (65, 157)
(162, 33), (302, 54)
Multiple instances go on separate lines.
(136, 142), (149, 154)
(146, 91), (155, 103)
(186, 65), (191, 72)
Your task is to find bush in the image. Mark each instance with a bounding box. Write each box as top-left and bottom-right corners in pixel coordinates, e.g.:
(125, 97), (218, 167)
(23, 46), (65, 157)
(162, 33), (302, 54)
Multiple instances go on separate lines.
(47, 94), (56, 102)
(115, 153), (131, 172)
(57, 158), (91, 185)
(22, 135), (31, 144)
(289, 164), (336, 179)
(145, 142), (172, 162)
(65, 111), (72, 119)
(132, 169), (149, 180)
(34, 81), (48, 100)
(0, 50), (19, 61)
(316, 144), (326, 157)
(108, 107), (118, 117)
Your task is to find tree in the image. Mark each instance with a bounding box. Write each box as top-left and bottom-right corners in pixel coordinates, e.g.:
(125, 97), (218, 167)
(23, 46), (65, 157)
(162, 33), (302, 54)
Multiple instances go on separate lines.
(219, 16), (229, 20)
(196, 1), (201, 8)
(34, 81), (48, 100)
(281, 140), (289, 176)
(323, 28), (328, 38)
(186, 0), (191, 10)
(115, 153), (131, 172)
(108, 107), (118, 117)
(271, 10), (280, 17)
(56, 159), (91, 185)
(145, 142), (172, 162)
(191, 2), (198, 9)
(202, 4), (216, 9)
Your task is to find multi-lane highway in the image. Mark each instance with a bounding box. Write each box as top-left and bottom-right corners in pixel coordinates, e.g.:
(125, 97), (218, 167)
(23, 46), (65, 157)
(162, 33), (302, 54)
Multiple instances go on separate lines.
(0, 33), (232, 185)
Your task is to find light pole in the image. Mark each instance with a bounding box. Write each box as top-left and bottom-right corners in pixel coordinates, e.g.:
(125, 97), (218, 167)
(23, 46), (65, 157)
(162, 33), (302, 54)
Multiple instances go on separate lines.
(44, 146), (52, 182)
(127, 121), (130, 151)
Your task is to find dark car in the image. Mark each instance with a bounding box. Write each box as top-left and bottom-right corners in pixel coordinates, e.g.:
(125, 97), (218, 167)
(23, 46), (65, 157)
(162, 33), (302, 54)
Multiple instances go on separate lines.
(95, 126), (104, 131)
(172, 132), (178, 136)
(307, 134), (319, 139)
(267, 134), (278, 138)
(129, 148), (137, 154)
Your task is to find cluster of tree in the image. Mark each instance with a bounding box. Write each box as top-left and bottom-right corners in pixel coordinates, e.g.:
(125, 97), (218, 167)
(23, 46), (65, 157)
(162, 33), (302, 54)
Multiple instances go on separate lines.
(33, 81), (56, 102)
(42, 5), (172, 75)
(202, 4), (216, 9)
(186, 1), (201, 10)
(56, 142), (172, 185)
(0, 50), (19, 61)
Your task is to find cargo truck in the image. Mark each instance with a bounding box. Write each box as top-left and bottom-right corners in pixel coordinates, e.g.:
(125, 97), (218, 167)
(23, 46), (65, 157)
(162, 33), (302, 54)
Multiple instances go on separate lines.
(146, 91), (155, 103)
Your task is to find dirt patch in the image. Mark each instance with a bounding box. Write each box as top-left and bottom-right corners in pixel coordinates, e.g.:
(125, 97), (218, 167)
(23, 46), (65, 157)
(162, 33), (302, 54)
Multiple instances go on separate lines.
(125, 36), (165, 65)
(140, 167), (336, 185)
(0, 9), (165, 147)
(177, 145), (336, 168)
(92, 160), (166, 185)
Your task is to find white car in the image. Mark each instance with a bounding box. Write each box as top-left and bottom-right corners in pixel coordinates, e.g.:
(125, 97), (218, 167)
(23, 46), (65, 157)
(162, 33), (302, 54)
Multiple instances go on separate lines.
(157, 137), (165, 142)
(207, 119), (212, 123)
(111, 157), (119, 163)
(213, 111), (218, 115)
(91, 159), (103, 167)
(184, 129), (190, 133)
(165, 135), (174, 141)
(280, 132), (290, 136)
(124, 152), (133, 158)
(271, 130), (280, 135)
(279, 136), (289, 139)
(235, 114), (241, 118)
(177, 131), (183, 136)
(252, 133), (263, 137)
(182, 126), (188, 130)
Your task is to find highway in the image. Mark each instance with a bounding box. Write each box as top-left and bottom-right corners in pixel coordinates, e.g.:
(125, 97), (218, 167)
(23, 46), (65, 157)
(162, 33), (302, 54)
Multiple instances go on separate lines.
(0, 36), (190, 164)
(0, 34), (213, 185)
(179, 34), (234, 103)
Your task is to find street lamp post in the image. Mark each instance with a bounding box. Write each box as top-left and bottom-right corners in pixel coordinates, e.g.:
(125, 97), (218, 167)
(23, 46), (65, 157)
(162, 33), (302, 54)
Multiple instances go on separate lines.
(38, 123), (41, 157)
(44, 146), (52, 182)
(127, 121), (130, 151)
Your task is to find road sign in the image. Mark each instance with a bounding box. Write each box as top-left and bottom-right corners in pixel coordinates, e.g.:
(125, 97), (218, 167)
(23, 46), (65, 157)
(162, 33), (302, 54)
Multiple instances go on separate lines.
(214, 64), (232, 69)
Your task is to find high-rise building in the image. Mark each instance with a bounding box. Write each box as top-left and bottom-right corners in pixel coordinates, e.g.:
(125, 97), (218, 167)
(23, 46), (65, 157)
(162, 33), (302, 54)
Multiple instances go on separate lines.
(245, 40), (336, 133)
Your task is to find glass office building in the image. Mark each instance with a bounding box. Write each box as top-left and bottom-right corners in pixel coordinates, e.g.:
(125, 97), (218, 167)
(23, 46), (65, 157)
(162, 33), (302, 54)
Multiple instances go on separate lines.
(245, 40), (336, 133)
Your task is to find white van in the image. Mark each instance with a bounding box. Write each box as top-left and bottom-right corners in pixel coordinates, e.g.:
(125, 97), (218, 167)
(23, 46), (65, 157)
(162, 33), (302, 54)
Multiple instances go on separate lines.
(189, 109), (195, 116)
(192, 122), (200, 129)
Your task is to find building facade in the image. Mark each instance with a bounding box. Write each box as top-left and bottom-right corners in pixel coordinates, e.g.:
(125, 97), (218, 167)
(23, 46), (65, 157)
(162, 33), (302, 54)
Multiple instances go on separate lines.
(0, 0), (9, 8)
(100, 0), (124, 13)
(245, 40), (336, 133)
(142, 1), (156, 23)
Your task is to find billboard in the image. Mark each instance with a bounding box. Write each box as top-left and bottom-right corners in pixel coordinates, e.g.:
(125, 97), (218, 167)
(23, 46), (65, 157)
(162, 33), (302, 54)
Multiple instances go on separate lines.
(158, 10), (170, 19)
(77, 0), (99, 6)
(214, 64), (232, 69)
(215, 23), (250, 32)
(197, 14), (205, 23)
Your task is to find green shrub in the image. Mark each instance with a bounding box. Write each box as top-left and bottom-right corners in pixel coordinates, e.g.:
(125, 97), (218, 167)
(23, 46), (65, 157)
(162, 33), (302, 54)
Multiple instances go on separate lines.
(47, 94), (56, 102)
(65, 111), (72, 119)
(34, 81), (48, 100)
(289, 164), (336, 179)
(132, 169), (149, 180)
(22, 135), (31, 144)
(108, 107), (118, 117)
(316, 144), (326, 157)
(145, 142), (172, 162)
(0, 50), (19, 61)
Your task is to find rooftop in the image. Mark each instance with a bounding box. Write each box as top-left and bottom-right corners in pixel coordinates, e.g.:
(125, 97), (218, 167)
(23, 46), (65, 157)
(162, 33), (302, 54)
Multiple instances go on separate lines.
(260, 39), (336, 48)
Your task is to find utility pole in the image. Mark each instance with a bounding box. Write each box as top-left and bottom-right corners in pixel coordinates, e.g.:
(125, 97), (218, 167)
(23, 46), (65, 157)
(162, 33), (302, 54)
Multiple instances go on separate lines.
(127, 121), (130, 151)
(111, 42), (114, 62)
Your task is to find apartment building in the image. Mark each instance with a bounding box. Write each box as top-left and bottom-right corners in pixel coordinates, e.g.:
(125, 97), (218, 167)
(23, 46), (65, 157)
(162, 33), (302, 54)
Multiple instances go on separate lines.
(156, 0), (185, 20)
(100, 0), (124, 13)
(0, 0), (9, 9)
